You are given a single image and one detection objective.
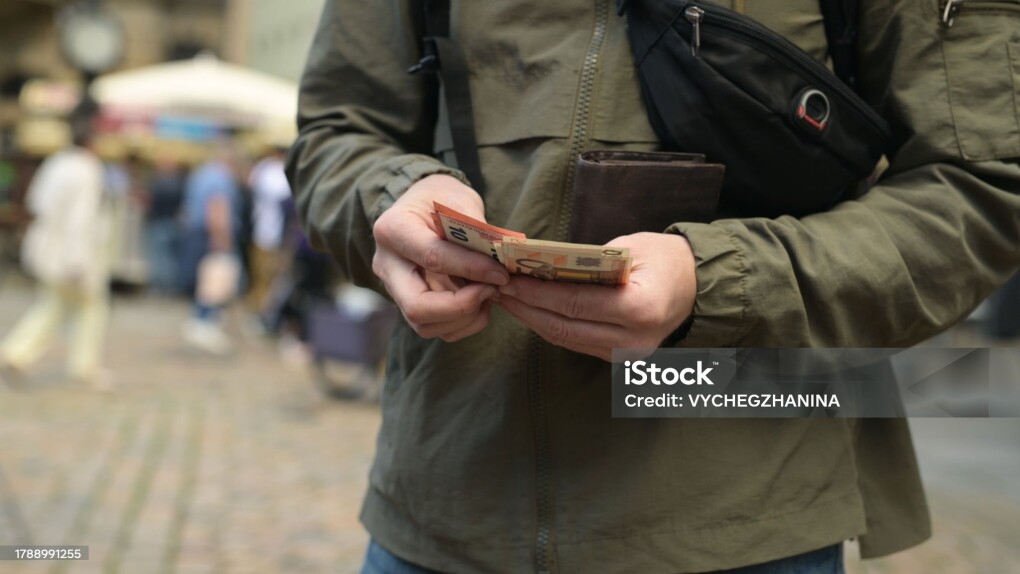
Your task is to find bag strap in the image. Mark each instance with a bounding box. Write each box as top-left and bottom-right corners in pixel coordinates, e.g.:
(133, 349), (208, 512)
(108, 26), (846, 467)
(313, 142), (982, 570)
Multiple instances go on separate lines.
(819, 0), (861, 91)
(408, 0), (487, 195)
(617, 0), (862, 92)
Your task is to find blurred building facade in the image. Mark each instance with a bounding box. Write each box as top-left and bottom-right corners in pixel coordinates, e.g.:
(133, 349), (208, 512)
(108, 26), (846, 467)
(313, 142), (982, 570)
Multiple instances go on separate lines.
(0, 0), (227, 82)
(0, 0), (324, 158)
(240, 0), (326, 83)
(0, 0), (230, 157)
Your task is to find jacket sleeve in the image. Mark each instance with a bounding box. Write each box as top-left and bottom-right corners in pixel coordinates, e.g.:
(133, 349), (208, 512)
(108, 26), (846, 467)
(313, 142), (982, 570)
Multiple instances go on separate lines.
(285, 0), (469, 293)
(669, 1), (1020, 348)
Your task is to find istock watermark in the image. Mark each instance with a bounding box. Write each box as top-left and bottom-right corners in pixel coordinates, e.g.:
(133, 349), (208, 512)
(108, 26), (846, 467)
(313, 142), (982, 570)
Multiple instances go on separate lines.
(622, 359), (716, 386)
(611, 348), (1020, 418)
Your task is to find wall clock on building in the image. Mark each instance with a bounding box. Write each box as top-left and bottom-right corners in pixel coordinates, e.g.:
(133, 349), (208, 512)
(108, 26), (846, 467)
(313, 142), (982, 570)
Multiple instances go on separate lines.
(57, 4), (125, 75)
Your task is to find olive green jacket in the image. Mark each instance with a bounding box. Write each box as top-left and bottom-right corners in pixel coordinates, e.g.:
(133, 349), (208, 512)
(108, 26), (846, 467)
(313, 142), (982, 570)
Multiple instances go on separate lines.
(287, 1), (1020, 572)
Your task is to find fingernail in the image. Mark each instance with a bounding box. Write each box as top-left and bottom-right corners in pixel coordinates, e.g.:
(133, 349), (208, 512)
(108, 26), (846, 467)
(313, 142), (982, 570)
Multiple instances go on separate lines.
(499, 283), (517, 297)
(488, 271), (509, 286)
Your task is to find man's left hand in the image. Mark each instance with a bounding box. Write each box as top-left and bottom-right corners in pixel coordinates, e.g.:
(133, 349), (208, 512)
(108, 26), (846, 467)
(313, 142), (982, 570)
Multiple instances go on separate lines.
(496, 232), (697, 361)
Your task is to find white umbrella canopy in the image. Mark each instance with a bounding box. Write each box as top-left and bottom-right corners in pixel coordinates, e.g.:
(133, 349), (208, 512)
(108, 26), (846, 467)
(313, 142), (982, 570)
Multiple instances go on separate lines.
(91, 53), (298, 132)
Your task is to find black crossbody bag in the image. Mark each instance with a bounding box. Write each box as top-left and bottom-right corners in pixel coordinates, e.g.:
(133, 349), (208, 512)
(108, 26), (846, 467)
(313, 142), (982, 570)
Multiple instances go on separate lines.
(411, 0), (892, 218)
(617, 0), (892, 216)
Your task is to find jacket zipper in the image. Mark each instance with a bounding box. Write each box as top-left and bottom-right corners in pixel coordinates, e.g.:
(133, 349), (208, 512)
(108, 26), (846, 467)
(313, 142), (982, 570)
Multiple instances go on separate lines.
(680, 0), (891, 140)
(943, 0), (1020, 27)
(530, 2), (609, 573)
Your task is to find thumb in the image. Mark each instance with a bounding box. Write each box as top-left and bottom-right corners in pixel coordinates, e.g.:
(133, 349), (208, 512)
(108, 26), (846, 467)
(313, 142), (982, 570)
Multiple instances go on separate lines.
(603, 232), (643, 250)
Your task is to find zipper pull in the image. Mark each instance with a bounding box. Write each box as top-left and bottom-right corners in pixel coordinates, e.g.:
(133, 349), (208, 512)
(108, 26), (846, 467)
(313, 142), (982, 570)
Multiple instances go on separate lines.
(942, 0), (965, 27)
(685, 5), (705, 57)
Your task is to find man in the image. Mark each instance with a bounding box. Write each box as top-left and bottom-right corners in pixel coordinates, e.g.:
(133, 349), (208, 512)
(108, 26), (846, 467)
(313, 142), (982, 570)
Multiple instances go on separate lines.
(145, 153), (185, 295)
(287, 1), (1020, 572)
(180, 143), (243, 354)
(0, 103), (112, 388)
(247, 146), (293, 314)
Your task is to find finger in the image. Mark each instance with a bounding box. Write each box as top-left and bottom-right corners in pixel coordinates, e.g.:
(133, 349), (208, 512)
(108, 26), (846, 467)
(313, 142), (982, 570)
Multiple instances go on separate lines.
(380, 253), (496, 325)
(499, 275), (638, 325)
(440, 302), (493, 342)
(425, 270), (462, 292)
(417, 309), (484, 339)
(498, 301), (611, 360)
(497, 295), (630, 350)
(376, 214), (509, 285)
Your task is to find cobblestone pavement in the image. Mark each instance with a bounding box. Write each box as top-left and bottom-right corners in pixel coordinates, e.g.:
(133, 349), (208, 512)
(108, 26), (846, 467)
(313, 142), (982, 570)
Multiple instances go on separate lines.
(0, 282), (1018, 574)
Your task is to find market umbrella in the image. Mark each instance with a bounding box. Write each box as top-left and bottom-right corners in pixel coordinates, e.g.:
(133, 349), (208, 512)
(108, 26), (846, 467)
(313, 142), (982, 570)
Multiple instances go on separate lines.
(91, 52), (298, 132)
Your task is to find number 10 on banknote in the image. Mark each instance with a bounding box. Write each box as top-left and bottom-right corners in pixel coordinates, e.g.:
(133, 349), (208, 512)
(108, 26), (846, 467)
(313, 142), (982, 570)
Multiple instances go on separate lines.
(432, 202), (524, 264)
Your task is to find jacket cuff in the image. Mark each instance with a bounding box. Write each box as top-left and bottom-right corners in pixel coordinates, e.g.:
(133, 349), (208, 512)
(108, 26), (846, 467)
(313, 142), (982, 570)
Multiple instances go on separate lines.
(367, 156), (471, 224)
(665, 221), (749, 347)
(383, 156), (471, 200)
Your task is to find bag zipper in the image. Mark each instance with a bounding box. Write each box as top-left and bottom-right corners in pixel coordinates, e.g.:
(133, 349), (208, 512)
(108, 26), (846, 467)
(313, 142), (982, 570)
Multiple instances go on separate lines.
(681, 0), (891, 140)
(686, 5), (704, 56)
(942, 0), (1020, 27)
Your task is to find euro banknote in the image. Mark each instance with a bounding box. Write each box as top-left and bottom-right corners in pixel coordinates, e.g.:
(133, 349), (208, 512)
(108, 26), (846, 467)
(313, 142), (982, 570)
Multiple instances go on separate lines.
(432, 202), (632, 286)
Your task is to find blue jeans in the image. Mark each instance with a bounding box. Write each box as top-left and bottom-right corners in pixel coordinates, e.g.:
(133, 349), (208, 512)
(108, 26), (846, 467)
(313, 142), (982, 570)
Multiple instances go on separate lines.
(146, 219), (182, 294)
(360, 540), (844, 574)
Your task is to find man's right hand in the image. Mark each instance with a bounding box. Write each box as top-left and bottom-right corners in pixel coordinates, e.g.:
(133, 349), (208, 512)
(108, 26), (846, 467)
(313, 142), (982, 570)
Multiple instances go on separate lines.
(372, 174), (508, 342)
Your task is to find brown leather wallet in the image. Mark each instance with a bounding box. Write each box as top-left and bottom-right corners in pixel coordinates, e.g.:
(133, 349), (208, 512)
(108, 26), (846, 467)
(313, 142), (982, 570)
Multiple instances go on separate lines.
(568, 151), (725, 246)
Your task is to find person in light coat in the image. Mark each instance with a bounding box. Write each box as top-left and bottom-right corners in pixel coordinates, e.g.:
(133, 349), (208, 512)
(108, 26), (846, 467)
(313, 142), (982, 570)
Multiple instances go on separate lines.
(0, 108), (112, 388)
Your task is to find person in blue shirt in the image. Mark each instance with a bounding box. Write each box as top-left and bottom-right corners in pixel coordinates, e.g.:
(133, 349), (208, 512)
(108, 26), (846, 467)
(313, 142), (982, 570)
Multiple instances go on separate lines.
(180, 143), (244, 354)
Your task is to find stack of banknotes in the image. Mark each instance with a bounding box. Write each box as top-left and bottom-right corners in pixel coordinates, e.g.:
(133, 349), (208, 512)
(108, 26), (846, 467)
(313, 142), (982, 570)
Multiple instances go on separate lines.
(431, 202), (632, 286)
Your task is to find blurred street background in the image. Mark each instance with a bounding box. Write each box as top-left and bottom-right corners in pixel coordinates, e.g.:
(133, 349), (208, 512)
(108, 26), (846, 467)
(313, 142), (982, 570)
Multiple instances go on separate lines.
(0, 0), (1018, 573)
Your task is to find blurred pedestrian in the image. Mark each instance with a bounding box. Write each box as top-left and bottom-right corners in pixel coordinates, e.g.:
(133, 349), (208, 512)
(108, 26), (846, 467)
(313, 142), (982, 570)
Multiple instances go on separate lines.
(179, 142), (243, 354)
(145, 154), (185, 295)
(262, 229), (335, 363)
(103, 152), (149, 285)
(235, 152), (255, 305)
(0, 102), (112, 389)
(246, 146), (293, 315)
